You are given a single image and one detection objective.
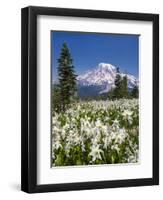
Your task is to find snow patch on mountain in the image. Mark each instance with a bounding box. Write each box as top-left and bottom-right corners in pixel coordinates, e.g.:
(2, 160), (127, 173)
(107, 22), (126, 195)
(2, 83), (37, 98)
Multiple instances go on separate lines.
(77, 63), (138, 94)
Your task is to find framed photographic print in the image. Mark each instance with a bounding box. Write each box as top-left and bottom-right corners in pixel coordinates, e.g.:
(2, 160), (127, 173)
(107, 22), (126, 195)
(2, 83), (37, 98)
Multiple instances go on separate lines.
(21, 6), (159, 193)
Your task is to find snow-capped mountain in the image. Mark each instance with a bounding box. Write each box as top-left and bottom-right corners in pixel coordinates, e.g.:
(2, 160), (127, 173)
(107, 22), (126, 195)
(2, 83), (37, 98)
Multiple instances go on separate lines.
(77, 63), (138, 94)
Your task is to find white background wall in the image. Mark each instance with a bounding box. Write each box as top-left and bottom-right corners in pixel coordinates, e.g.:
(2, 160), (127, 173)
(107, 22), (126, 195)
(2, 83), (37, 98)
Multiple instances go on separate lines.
(0, 0), (162, 199)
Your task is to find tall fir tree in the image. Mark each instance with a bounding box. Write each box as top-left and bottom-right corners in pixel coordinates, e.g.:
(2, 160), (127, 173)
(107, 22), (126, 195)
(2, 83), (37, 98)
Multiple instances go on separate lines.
(121, 75), (128, 98)
(57, 42), (77, 111)
(109, 68), (129, 99)
(131, 83), (139, 98)
(114, 67), (123, 99)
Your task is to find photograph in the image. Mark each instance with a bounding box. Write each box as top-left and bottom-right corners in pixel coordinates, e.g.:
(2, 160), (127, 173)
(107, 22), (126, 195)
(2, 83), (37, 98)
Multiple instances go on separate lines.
(51, 31), (139, 167)
(21, 6), (159, 193)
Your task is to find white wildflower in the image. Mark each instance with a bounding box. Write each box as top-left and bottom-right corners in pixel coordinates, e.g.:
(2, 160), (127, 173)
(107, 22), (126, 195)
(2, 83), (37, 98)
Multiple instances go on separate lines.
(89, 145), (103, 162)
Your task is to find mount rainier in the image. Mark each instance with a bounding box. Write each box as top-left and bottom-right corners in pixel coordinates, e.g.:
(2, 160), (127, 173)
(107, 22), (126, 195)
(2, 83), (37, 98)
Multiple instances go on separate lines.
(77, 63), (138, 97)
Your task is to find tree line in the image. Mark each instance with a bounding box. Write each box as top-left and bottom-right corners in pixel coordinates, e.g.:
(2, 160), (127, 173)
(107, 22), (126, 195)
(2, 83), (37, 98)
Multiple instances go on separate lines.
(108, 67), (139, 100)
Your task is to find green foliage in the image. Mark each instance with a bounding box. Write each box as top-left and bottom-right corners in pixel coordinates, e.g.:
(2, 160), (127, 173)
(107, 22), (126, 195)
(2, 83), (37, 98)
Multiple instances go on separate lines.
(114, 67), (122, 98)
(109, 68), (129, 99)
(121, 75), (129, 98)
(131, 84), (139, 98)
(108, 88), (115, 99)
(52, 85), (61, 113)
(54, 42), (77, 112)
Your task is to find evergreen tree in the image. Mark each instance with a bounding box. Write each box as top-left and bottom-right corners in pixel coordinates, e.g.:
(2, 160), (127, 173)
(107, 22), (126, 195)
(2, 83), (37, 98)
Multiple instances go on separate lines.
(109, 68), (129, 99)
(52, 85), (61, 113)
(121, 75), (128, 98)
(57, 42), (77, 111)
(131, 84), (139, 98)
(114, 67), (123, 99)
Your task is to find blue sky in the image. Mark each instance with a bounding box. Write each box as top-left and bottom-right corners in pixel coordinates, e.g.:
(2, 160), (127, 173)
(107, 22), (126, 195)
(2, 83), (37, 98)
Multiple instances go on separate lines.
(51, 31), (139, 81)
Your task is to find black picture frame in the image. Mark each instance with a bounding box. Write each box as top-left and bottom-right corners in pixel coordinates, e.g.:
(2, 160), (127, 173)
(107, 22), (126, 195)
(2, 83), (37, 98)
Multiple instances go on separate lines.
(21, 6), (159, 193)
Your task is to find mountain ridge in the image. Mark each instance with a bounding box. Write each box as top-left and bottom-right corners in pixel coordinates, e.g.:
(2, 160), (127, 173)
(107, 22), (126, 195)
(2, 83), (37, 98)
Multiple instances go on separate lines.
(77, 63), (138, 94)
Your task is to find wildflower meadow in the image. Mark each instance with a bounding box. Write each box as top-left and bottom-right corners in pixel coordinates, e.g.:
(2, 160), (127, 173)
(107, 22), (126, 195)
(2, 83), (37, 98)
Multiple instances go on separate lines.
(52, 99), (139, 166)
